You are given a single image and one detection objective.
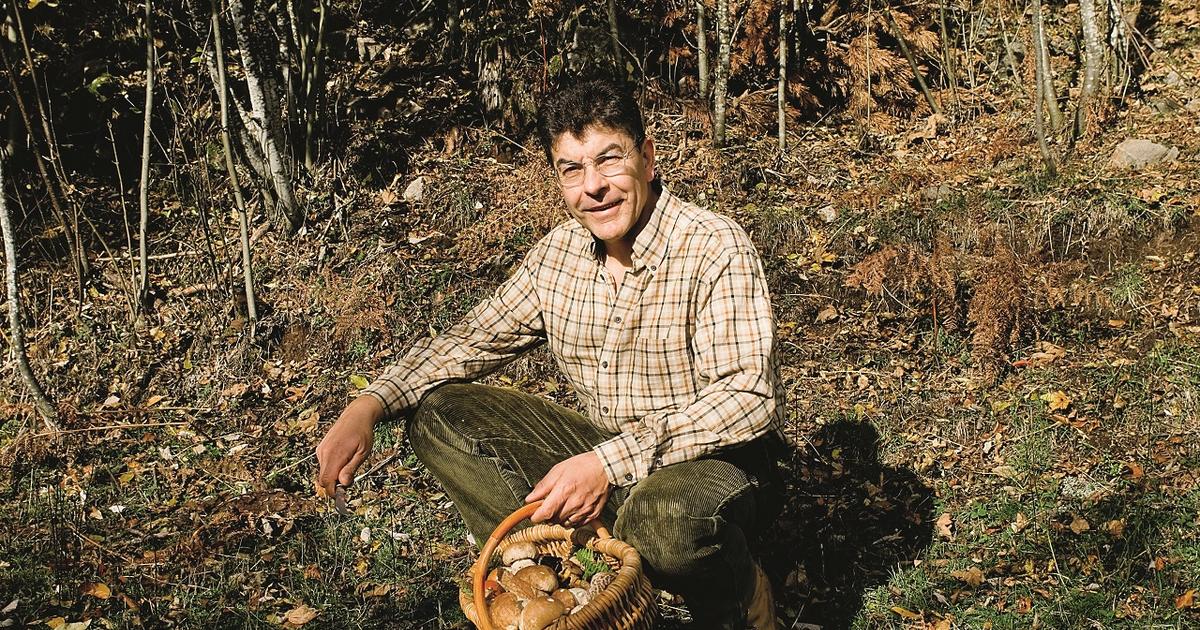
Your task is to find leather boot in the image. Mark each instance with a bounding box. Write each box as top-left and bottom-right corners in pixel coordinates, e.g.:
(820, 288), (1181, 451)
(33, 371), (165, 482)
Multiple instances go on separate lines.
(745, 563), (779, 630)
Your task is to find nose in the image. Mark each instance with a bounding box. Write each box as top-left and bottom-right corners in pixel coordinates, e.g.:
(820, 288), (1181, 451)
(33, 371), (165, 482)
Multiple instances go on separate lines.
(581, 162), (608, 197)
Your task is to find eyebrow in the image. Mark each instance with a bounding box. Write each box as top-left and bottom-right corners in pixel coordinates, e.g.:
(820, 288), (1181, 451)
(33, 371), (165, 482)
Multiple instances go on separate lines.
(554, 143), (625, 167)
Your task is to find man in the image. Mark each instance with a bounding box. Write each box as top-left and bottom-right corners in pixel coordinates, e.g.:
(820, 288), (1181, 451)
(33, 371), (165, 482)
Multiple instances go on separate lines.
(316, 79), (784, 629)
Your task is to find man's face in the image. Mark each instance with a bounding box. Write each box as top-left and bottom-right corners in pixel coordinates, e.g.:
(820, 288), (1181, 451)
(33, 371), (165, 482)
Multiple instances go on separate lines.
(550, 125), (656, 253)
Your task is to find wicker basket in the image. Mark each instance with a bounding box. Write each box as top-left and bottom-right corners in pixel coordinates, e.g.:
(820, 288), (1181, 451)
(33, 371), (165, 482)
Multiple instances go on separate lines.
(461, 500), (658, 630)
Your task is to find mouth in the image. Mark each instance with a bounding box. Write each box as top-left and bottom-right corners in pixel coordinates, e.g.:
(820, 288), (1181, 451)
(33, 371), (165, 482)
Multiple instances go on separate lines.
(584, 199), (622, 213)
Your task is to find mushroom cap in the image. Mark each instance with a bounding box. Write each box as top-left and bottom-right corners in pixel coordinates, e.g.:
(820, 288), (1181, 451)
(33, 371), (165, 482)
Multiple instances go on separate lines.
(489, 592), (523, 629)
(515, 564), (560, 594)
(518, 596), (565, 630)
(587, 571), (616, 597)
(502, 541), (539, 565)
(550, 588), (576, 610)
(568, 587), (590, 607)
(509, 558), (536, 572)
(498, 568), (539, 601)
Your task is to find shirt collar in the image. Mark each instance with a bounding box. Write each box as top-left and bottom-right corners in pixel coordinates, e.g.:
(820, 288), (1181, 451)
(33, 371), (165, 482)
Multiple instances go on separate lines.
(579, 180), (674, 274)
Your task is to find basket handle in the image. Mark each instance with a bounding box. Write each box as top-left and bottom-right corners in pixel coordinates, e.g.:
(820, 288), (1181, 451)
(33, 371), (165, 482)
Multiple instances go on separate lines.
(471, 500), (610, 630)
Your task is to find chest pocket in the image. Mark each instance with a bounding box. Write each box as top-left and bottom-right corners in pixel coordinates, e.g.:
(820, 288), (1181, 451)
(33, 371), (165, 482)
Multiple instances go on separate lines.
(630, 335), (696, 415)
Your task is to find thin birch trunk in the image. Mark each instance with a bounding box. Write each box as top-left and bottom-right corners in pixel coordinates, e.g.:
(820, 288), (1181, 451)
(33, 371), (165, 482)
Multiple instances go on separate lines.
(1075, 0), (1104, 137)
(713, 0), (730, 147)
(937, 2), (960, 111)
(212, 0), (259, 322)
(228, 0), (303, 232)
(138, 0), (154, 308)
(0, 39), (87, 296)
(1107, 0), (1129, 93)
(777, 2), (787, 151)
(887, 8), (940, 115)
(606, 0), (625, 78)
(301, 0), (327, 173)
(1031, 0), (1064, 128)
(0, 154), (59, 430)
(1031, 0), (1058, 175)
(697, 0), (708, 98)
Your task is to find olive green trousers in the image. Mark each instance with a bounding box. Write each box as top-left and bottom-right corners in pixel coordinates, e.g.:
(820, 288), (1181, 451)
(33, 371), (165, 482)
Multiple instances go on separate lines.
(407, 383), (783, 629)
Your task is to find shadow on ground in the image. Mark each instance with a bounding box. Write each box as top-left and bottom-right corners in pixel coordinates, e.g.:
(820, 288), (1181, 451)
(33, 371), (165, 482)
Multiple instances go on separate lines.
(758, 420), (936, 629)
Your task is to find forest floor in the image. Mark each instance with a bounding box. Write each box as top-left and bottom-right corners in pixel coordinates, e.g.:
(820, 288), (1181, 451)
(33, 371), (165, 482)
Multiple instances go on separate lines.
(3, 2), (1200, 629)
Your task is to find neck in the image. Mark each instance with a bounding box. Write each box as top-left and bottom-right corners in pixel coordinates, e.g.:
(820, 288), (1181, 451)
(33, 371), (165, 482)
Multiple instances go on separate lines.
(602, 185), (659, 267)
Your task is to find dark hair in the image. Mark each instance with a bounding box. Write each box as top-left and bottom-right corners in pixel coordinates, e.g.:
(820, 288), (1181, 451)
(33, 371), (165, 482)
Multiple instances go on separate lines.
(535, 79), (645, 163)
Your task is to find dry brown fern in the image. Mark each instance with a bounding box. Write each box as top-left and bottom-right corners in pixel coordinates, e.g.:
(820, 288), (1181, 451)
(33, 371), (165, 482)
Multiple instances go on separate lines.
(965, 245), (1028, 381)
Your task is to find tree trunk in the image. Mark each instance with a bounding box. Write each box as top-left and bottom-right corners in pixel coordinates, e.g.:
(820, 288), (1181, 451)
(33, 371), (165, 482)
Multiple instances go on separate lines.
(887, 8), (940, 115)
(1031, 0), (1058, 175)
(697, 0), (708, 98)
(1106, 0), (1130, 93)
(0, 152), (60, 430)
(212, 0), (259, 323)
(138, 0), (154, 308)
(777, 1), (787, 151)
(606, 0), (626, 79)
(713, 0), (730, 147)
(0, 34), (88, 297)
(937, 2), (960, 111)
(1031, 0), (1064, 128)
(227, 0), (304, 232)
(1075, 0), (1104, 138)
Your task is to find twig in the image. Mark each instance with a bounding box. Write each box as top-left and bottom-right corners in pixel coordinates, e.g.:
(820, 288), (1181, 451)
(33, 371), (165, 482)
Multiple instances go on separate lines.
(30, 421), (189, 437)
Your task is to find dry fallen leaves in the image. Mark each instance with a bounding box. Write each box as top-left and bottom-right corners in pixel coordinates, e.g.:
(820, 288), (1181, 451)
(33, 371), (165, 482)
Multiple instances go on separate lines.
(1176, 589), (1196, 610)
(283, 604), (319, 626)
(1040, 390), (1072, 412)
(1069, 515), (1091, 535)
(951, 566), (985, 588)
(80, 583), (111, 600)
(935, 512), (953, 539)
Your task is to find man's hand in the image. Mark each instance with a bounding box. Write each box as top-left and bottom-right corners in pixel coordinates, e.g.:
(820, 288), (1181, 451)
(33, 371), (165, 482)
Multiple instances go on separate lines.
(315, 395), (383, 498)
(526, 451), (610, 525)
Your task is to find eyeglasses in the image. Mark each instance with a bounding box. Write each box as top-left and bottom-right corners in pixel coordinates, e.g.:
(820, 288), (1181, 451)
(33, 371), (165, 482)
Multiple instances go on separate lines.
(554, 148), (636, 188)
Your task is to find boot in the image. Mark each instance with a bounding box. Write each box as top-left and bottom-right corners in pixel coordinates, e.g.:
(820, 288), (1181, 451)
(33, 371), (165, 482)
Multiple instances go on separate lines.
(745, 562), (778, 630)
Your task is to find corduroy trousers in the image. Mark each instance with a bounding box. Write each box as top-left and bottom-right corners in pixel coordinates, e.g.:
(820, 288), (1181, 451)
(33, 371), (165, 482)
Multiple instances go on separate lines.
(407, 383), (783, 629)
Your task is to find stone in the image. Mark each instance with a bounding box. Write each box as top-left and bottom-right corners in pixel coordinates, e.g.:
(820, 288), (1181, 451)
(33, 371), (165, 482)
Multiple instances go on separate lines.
(1109, 139), (1179, 170)
(403, 176), (426, 203)
(921, 184), (953, 202)
(816, 205), (838, 223)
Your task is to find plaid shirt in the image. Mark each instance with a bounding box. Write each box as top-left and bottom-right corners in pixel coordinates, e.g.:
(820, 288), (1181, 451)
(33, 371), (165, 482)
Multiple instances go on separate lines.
(363, 186), (785, 488)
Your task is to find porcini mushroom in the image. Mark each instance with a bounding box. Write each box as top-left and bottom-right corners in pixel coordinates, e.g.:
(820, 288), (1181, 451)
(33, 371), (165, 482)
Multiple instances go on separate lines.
(515, 564), (559, 594)
(489, 592), (523, 629)
(518, 596), (565, 630)
(550, 588), (576, 609)
(502, 541), (538, 566)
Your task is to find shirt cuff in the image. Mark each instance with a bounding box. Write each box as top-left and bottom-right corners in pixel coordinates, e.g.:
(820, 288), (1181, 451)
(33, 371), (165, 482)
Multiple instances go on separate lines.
(360, 377), (419, 422)
(593, 433), (652, 488)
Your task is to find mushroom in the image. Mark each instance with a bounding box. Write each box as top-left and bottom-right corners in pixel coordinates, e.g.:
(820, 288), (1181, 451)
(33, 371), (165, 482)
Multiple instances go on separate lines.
(518, 596), (565, 630)
(509, 558), (536, 572)
(559, 559), (584, 587)
(499, 567), (539, 601)
(489, 592), (523, 629)
(587, 571), (616, 598)
(568, 587), (590, 607)
(515, 565), (559, 594)
(502, 541), (538, 566)
(550, 588), (576, 610)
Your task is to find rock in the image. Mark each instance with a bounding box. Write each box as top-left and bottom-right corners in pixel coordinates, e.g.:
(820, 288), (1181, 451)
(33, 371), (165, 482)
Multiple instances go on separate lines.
(1109, 139), (1179, 170)
(816, 205), (838, 223)
(921, 184), (953, 203)
(403, 176), (426, 203)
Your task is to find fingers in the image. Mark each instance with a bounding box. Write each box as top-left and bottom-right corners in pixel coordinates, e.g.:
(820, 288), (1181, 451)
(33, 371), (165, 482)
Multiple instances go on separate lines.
(338, 447), (368, 487)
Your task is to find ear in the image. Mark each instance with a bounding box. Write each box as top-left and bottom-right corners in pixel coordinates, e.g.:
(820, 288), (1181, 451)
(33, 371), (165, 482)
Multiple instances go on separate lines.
(641, 136), (656, 182)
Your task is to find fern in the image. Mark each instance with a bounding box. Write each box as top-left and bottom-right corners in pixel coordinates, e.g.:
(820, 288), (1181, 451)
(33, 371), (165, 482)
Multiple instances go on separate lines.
(573, 548), (608, 581)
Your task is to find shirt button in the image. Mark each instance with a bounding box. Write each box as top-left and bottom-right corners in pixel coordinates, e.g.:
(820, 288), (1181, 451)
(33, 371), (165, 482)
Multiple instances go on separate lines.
(624, 473), (634, 482)
(613, 316), (622, 324)
(600, 360), (608, 369)
(649, 265), (657, 272)
(601, 406), (609, 414)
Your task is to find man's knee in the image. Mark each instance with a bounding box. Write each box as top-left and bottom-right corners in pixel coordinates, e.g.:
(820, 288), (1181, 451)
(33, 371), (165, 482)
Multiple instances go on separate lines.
(408, 383), (479, 457)
(613, 459), (757, 577)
